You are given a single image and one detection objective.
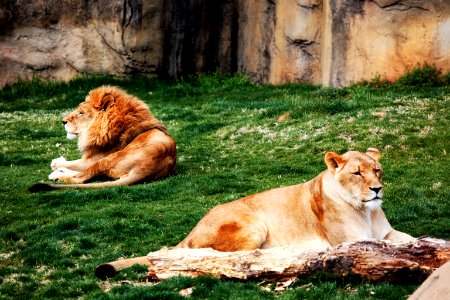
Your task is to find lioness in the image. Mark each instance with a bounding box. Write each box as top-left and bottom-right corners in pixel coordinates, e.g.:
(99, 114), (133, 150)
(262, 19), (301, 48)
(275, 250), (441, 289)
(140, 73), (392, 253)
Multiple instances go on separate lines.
(95, 148), (415, 278)
(177, 148), (414, 251)
(30, 86), (176, 191)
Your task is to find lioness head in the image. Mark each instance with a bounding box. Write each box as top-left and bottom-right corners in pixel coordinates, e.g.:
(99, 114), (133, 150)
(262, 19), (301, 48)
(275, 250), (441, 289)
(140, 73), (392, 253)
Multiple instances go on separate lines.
(325, 148), (383, 210)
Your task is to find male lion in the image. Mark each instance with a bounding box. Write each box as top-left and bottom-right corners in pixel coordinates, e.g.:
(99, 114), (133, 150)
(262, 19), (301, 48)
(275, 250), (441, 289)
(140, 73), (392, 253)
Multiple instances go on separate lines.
(176, 148), (414, 251)
(30, 85), (176, 191)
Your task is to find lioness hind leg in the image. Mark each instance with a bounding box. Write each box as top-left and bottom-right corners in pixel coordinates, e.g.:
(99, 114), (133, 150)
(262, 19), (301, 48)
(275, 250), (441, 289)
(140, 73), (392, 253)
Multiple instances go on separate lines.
(210, 222), (266, 251)
(178, 220), (267, 252)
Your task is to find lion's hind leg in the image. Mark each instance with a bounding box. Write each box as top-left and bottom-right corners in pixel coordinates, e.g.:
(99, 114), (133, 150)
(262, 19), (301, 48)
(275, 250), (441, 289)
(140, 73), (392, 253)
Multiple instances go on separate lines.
(35, 172), (146, 190)
(48, 167), (81, 181)
(50, 153), (143, 185)
(47, 158), (112, 184)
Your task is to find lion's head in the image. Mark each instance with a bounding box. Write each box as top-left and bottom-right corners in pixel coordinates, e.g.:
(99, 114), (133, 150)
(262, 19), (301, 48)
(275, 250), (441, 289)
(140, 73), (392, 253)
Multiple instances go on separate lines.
(325, 148), (383, 210)
(62, 86), (165, 154)
(62, 101), (97, 141)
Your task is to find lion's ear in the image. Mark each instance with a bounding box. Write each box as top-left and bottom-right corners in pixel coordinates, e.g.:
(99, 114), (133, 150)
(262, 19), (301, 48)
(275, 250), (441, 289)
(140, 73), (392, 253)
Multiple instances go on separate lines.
(98, 95), (115, 111)
(325, 152), (346, 175)
(366, 148), (381, 161)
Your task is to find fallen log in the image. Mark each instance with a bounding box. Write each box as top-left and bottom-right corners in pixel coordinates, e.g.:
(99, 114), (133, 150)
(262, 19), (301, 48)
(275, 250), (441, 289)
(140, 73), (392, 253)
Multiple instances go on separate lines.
(144, 238), (449, 284)
(95, 238), (449, 284)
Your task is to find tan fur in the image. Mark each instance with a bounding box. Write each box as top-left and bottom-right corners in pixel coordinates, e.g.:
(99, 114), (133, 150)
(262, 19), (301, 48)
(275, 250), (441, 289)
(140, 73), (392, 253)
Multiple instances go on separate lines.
(41, 86), (176, 189)
(177, 148), (414, 251)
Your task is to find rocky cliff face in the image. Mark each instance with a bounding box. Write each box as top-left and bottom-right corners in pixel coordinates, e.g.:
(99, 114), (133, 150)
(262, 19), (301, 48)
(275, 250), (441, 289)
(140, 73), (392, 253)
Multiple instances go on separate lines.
(326, 0), (450, 86)
(0, 0), (449, 87)
(0, 0), (166, 86)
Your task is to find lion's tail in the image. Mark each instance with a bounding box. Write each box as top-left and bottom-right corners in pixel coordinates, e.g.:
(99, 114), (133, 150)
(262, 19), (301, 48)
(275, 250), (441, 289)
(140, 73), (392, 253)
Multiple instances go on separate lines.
(29, 176), (138, 192)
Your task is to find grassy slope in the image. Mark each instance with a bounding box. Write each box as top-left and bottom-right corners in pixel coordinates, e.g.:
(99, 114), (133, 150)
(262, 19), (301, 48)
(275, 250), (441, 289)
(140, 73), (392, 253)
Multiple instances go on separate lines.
(0, 74), (448, 299)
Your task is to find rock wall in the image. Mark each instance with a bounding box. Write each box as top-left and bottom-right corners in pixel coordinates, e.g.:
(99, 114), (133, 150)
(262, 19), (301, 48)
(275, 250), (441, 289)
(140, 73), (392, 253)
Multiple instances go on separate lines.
(327, 0), (450, 86)
(0, 0), (449, 88)
(0, 0), (166, 86)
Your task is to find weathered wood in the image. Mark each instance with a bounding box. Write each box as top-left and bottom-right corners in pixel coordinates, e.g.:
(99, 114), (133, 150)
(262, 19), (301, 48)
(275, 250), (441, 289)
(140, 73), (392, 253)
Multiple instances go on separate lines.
(143, 238), (449, 284)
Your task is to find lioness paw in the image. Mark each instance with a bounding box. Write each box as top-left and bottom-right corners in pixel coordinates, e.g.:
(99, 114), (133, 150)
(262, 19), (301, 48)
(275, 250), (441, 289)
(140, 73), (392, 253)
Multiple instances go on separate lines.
(51, 156), (67, 170)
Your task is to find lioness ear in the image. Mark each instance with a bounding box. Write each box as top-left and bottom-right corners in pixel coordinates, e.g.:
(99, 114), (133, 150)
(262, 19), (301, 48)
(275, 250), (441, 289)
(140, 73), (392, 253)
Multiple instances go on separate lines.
(366, 147), (381, 161)
(325, 152), (346, 175)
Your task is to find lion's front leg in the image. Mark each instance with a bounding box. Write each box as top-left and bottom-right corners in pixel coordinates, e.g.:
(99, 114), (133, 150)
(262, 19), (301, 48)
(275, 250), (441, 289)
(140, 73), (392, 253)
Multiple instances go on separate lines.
(48, 156), (111, 184)
(51, 156), (68, 170)
(50, 156), (96, 172)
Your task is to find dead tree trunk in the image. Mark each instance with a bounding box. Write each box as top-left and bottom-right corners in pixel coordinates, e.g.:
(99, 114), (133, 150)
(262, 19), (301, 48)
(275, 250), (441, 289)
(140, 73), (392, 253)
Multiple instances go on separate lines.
(142, 238), (449, 284)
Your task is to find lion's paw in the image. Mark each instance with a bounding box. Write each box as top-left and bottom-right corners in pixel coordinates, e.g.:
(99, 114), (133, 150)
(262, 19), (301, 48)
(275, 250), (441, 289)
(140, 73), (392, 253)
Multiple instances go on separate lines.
(48, 168), (80, 181)
(51, 156), (66, 170)
(49, 168), (64, 180)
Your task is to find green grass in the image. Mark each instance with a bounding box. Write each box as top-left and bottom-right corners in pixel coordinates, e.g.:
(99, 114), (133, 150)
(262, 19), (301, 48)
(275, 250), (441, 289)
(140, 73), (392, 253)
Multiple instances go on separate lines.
(0, 73), (449, 299)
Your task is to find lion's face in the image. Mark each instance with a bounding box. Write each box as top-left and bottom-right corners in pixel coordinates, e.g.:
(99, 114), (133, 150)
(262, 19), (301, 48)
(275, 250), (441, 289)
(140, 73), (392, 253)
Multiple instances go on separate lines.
(62, 102), (98, 140)
(325, 148), (383, 210)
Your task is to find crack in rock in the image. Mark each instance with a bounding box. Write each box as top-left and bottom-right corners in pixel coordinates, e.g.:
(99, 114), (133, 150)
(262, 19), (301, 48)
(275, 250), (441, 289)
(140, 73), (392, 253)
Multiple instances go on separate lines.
(371, 0), (431, 12)
(286, 37), (318, 57)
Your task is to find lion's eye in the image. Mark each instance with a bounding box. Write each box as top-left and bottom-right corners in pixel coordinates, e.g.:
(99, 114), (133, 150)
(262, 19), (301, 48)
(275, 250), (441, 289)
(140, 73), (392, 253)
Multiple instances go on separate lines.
(375, 169), (380, 174)
(352, 171), (361, 176)
(78, 111), (84, 115)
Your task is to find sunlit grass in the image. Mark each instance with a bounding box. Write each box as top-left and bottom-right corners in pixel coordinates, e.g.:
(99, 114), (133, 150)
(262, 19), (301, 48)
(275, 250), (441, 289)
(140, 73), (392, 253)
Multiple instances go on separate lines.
(0, 72), (449, 299)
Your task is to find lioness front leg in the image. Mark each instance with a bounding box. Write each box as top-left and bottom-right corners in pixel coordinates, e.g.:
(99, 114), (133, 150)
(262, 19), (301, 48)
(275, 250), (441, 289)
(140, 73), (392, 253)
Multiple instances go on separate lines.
(384, 229), (415, 243)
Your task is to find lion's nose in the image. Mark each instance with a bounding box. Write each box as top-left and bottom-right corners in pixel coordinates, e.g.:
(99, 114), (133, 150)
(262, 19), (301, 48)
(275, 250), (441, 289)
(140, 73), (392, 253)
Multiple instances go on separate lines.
(62, 120), (67, 125)
(370, 187), (382, 194)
